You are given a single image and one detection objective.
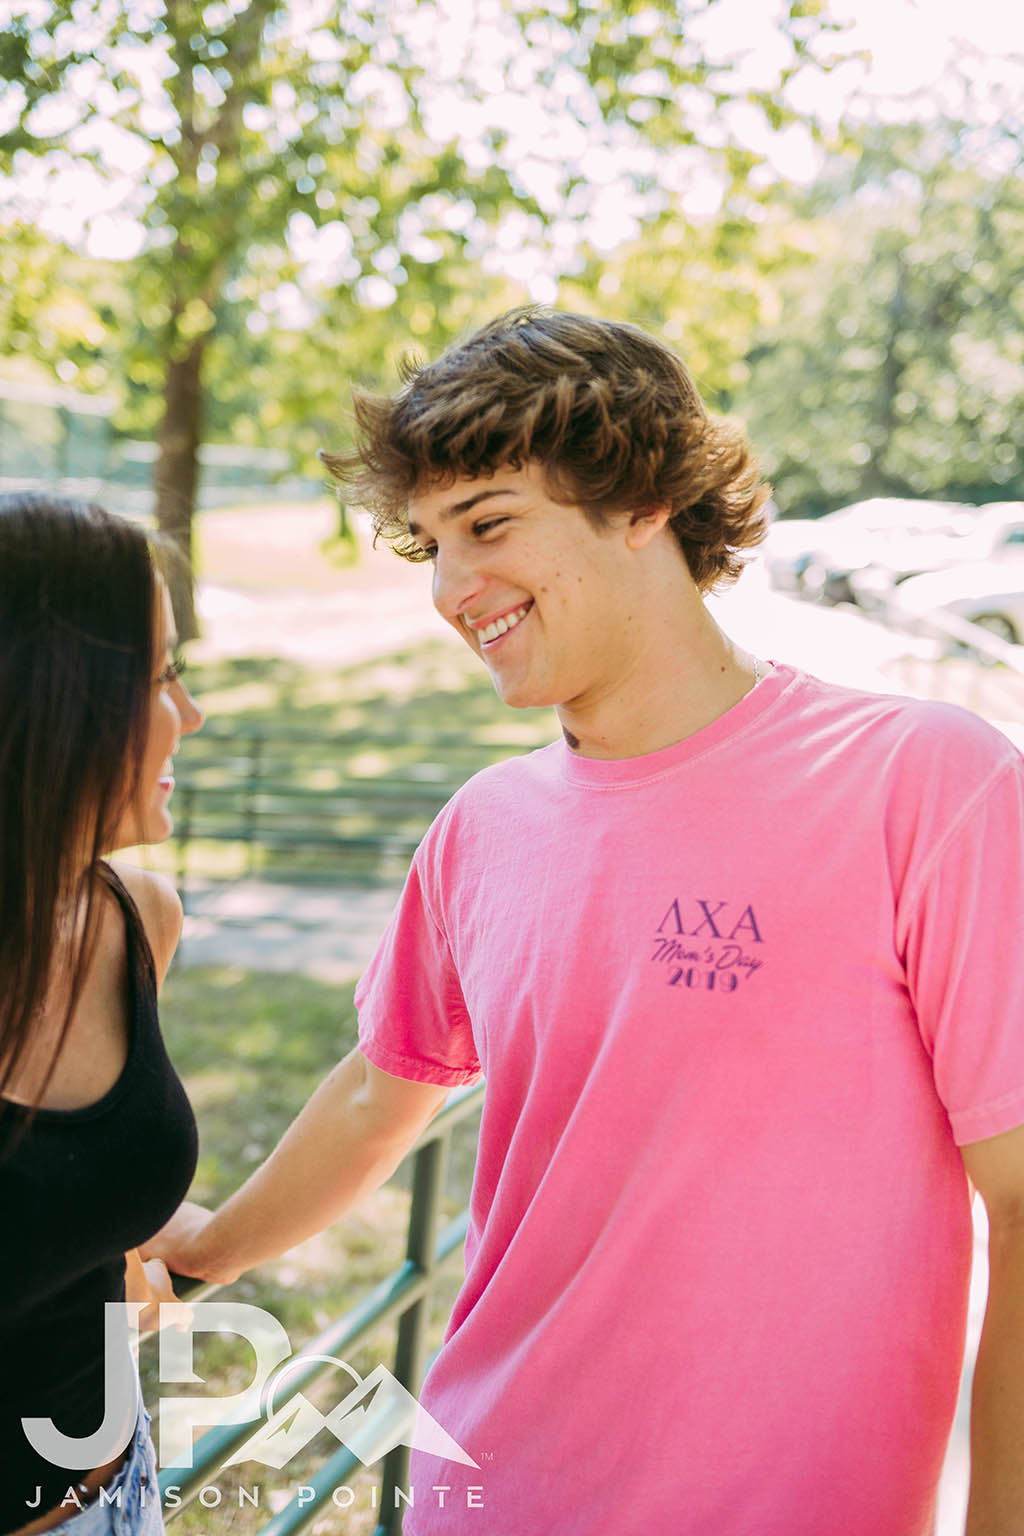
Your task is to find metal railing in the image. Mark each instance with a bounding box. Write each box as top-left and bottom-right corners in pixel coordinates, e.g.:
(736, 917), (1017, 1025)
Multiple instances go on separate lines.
(153, 1081), (485, 1535)
(167, 724), (548, 895)
(886, 592), (1024, 668)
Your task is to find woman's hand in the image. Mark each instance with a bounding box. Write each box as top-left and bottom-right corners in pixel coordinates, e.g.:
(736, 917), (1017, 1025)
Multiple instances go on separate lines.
(124, 1249), (183, 1334)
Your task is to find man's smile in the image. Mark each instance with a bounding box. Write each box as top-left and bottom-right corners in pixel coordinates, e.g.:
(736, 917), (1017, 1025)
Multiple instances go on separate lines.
(466, 601), (534, 647)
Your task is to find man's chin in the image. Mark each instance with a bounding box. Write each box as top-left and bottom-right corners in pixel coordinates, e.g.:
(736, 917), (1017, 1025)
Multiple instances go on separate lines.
(489, 674), (556, 712)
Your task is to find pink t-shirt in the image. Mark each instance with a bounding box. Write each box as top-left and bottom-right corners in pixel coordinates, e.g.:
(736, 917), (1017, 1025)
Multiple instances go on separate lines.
(355, 663), (1024, 1535)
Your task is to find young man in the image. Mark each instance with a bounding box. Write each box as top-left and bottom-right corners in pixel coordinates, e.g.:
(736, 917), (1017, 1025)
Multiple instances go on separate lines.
(153, 310), (1024, 1535)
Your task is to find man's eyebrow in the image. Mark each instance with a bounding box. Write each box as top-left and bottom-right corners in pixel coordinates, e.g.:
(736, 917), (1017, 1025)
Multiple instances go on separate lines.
(408, 488), (518, 538)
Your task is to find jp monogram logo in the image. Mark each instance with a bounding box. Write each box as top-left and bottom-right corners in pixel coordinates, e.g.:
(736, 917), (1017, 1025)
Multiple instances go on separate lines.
(22, 1303), (478, 1474)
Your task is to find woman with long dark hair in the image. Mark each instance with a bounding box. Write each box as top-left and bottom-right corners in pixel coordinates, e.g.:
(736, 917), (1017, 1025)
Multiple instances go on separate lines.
(0, 493), (202, 1535)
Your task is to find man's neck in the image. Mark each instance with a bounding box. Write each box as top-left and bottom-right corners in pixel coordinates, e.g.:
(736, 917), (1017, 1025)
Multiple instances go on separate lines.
(557, 603), (760, 761)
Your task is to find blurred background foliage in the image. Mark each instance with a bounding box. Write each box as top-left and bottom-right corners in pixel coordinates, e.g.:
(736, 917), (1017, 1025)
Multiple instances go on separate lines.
(2, 0), (1022, 629)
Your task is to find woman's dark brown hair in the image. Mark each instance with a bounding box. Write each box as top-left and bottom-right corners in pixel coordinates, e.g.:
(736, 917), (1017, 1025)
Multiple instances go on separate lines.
(323, 306), (771, 590)
(0, 493), (157, 1123)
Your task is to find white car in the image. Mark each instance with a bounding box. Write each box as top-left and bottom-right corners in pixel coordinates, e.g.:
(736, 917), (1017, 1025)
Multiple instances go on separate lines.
(764, 498), (977, 602)
(759, 517), (826, 591)
(851, 502), (1024, 612)
(889, 555), (1024, 647)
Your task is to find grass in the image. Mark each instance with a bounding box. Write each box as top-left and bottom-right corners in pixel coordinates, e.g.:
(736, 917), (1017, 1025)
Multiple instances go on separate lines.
(145, 965), (481, 1534)
(144, 637), (557, 887)
(183, 639), (552, 746)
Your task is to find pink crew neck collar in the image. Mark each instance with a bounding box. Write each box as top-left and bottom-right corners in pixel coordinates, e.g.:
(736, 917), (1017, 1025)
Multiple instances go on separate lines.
(559, 661), (803, 787)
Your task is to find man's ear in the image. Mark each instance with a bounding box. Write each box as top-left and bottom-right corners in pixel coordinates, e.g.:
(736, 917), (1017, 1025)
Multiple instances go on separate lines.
(625, 505), (672, 549)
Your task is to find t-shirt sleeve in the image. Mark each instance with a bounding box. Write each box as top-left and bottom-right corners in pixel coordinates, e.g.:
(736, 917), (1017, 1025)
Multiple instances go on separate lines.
(900, 750), (1024, 1145)
(354, 846), (481, 1088)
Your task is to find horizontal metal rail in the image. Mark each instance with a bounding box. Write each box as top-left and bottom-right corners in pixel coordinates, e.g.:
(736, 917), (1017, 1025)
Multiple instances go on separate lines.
(168, 722), (546, 890)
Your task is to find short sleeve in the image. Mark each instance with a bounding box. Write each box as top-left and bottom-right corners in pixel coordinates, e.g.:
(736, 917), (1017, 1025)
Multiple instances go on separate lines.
(354, 846), (481, 1088)
(901, 751), (1024, 1144)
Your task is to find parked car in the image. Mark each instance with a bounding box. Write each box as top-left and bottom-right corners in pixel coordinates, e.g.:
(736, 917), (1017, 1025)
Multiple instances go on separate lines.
(759, 517), (827, 591)
(890, 555), (1024, 647)
(764, 498), (976, 603)
(850, 501), (1024, 612)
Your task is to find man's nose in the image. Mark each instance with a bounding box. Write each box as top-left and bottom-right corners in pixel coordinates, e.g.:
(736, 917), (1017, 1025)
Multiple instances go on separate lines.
(431, 546), (485, 623)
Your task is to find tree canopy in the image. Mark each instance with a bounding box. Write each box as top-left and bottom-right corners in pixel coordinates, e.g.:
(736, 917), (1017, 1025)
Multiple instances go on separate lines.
(2, 0), (1021, 626)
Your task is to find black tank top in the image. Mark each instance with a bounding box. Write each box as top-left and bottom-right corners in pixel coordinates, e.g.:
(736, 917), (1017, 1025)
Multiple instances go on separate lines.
(0, 865), (198, 1533)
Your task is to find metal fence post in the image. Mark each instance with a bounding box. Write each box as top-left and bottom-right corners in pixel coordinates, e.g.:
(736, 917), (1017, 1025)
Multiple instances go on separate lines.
(375, 1133), (450, 1533)
(246, 733), (263, 874)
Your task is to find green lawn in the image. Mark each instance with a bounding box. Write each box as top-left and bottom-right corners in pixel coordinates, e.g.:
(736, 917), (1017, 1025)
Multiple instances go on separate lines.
(182, 638), (552, 746)
(143, 637), (556, 887)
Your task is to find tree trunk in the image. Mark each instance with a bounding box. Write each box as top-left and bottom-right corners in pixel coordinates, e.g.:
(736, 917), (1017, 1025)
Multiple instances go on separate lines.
(154, 334), (206, 641)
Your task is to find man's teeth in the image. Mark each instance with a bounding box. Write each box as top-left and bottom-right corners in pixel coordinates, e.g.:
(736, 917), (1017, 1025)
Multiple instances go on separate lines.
(478, 605), (530, 644)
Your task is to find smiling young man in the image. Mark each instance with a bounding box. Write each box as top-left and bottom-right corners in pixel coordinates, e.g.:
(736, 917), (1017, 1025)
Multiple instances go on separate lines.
(150, 309), (1024, 1535)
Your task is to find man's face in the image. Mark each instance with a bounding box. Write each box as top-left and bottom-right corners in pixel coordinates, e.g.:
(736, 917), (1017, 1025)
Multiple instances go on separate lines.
(408, 462), (657, 713)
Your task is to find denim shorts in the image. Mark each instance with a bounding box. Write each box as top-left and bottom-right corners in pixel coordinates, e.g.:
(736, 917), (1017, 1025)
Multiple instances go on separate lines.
(46, 1405), (164, 1536)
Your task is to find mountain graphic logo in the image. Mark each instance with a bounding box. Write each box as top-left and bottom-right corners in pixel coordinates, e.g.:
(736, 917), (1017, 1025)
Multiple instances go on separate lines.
(223, 1356), (479, 1472)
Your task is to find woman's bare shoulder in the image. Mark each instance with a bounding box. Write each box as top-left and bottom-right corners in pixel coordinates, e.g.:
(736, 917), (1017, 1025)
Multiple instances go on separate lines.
(106, 862), (183, 990)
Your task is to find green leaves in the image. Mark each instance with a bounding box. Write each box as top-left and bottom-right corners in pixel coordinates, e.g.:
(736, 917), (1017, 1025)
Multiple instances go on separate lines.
(736, 124), (1024, 512)
(10, 0), (959, 554)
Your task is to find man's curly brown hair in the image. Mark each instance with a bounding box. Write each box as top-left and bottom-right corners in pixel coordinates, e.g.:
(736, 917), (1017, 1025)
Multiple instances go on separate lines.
(322, 306), (770, 591)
